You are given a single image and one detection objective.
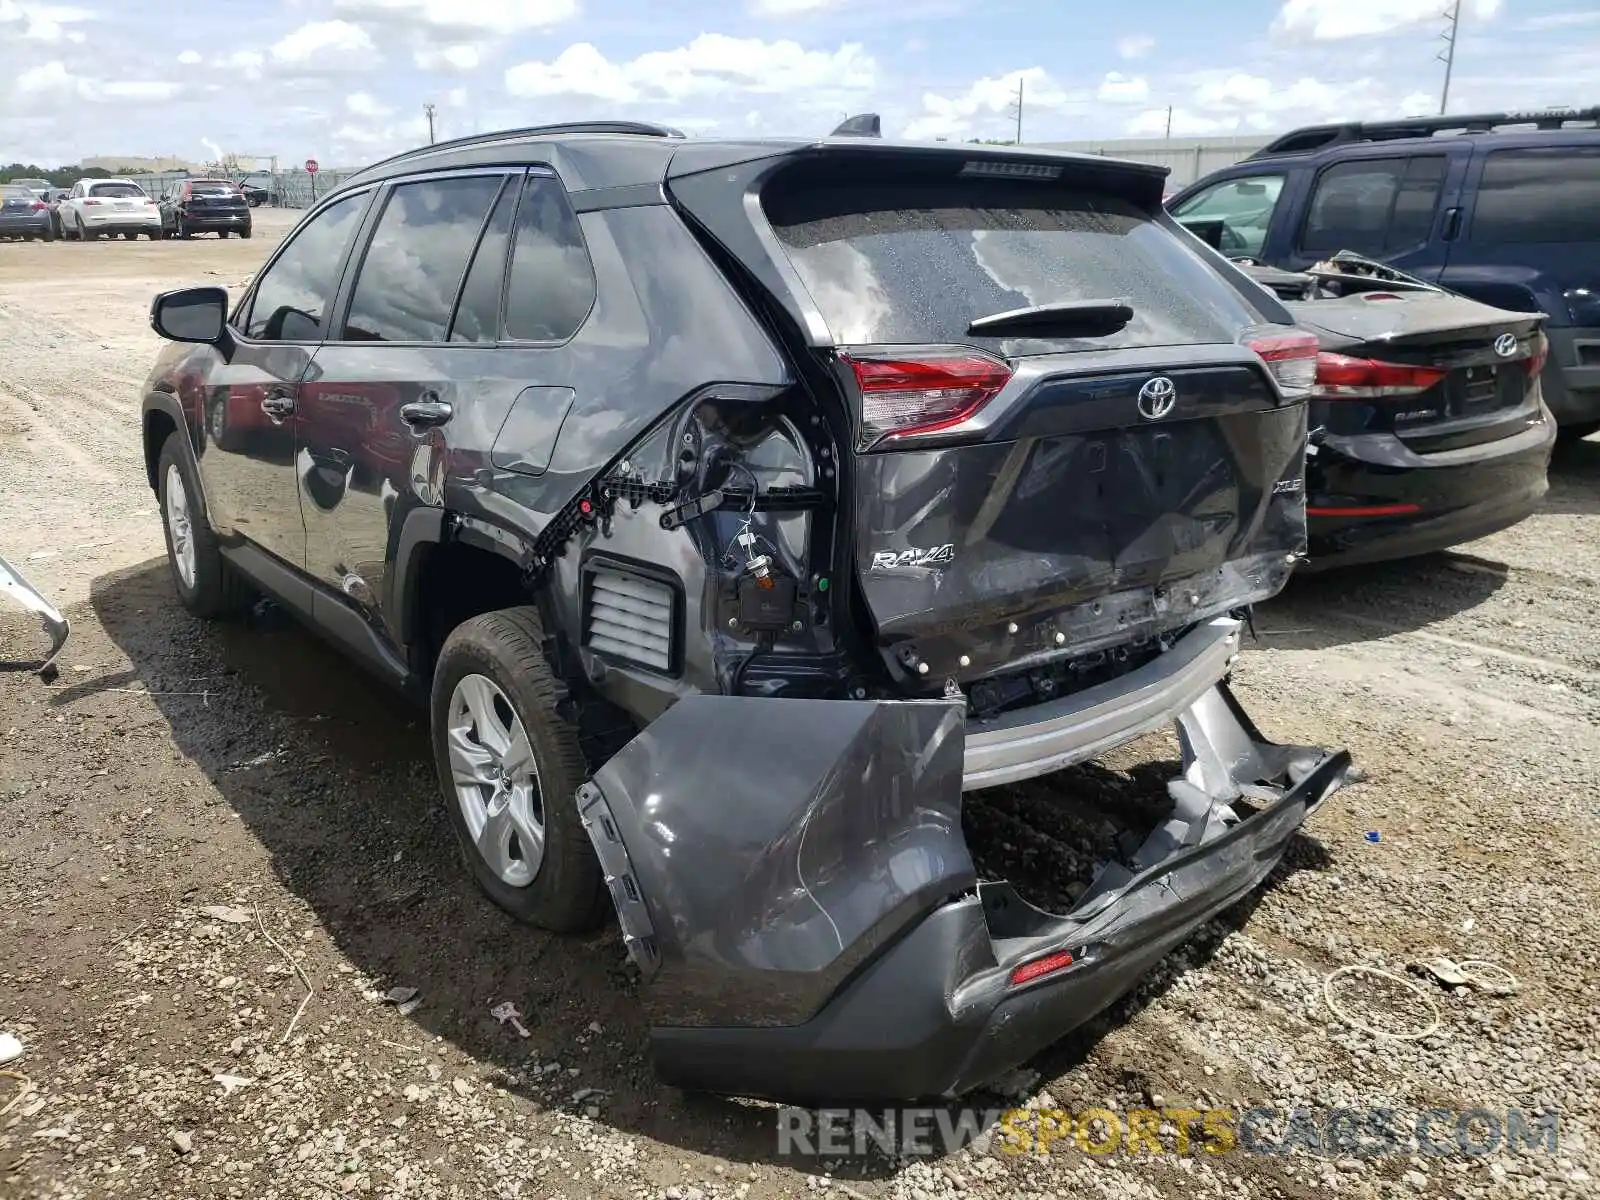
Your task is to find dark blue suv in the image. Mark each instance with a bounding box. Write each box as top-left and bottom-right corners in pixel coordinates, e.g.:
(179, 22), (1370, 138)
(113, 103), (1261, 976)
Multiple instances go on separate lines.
(1168, 107), (1600, 438)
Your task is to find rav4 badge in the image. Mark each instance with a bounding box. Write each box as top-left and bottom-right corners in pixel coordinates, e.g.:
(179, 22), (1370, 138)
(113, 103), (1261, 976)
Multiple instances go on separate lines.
(871, 544), (956, 571)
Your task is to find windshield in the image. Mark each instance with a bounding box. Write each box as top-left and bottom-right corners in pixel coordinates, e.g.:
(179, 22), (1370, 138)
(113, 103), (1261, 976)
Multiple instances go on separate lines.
(764, 175), (1266, 356)
(89, 182), (147, 198)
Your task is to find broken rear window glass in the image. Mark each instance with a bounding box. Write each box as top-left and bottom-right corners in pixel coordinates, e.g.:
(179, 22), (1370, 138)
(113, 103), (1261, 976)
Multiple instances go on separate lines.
(763, 175), (1266, 355)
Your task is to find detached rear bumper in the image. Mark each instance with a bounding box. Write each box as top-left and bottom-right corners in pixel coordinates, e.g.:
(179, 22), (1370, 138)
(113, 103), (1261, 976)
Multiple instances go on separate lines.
(578, 662), (1347, 1103)
(0, 553), (69, 674)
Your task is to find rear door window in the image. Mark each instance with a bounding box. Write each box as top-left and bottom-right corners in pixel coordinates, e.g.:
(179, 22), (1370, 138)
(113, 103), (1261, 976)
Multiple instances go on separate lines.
(448, 177), (520, 343)
(1300, 156), (1446, 255)
(342, 174), (506, 343)
(763, 174), (1267, 354)
(1471, 147), (1600, 243)
(1170, 173), (1285, 257)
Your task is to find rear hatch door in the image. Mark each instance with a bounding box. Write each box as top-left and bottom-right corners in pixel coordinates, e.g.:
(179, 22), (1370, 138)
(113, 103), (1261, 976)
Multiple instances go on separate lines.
(667, 146), (1312, 671)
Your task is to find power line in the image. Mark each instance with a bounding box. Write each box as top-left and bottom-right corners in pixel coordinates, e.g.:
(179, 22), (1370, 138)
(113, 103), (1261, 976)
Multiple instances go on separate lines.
(1437, 0), (1462, 115)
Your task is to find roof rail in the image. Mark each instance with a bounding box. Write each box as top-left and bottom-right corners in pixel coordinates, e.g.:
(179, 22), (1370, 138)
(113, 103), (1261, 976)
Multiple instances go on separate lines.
(356, 120), (687, 176)
(1247, 105), (1600, 159)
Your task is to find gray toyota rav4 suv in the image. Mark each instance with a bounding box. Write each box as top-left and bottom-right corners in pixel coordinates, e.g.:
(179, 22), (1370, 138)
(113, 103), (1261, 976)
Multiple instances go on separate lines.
(138, 120), (1349, 1103)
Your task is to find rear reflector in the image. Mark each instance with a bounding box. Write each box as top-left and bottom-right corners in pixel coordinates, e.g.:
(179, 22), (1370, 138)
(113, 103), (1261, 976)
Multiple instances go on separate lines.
(1009, 948), (1076, 987)
(1306, 503), (1422, 518)
(1313, 352), (1447, 400)
(841, 347), (1013, 449)
(1244, 328), (1321, 400)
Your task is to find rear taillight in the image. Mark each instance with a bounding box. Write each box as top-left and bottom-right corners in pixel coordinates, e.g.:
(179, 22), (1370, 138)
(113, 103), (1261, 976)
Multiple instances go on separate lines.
(1527, 330), (1549, 376)
(841, 347), (1013, 449)
(30, 201), (45, 211)
(1244, 327), (1321, 400)
(82, 198), (102, 206)
(1313, 352), (1447, 400)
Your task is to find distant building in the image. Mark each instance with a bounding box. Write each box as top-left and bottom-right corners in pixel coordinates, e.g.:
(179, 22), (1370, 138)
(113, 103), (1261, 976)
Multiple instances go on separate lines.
(79, 154), (202, 174)
(1034, 135), (1273, 188)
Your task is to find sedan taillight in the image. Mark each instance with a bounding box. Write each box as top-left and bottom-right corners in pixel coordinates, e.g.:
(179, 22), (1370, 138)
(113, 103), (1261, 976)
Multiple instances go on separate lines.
(1313, 353), (1447, 399)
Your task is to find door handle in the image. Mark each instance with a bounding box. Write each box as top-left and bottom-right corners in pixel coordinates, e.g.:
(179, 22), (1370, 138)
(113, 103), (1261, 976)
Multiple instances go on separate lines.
(260, 390), (295, 421)
(400, 397), (453, 429)
(1441, 206), (1462, 242)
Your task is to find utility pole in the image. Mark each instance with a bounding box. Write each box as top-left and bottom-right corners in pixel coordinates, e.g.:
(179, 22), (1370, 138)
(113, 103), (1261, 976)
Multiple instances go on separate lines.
(1438, 0), (1462, 115)
(423, 102), (437, 144)
(1164, 105), (1173, 140)
(1009, 77), (1024, 145)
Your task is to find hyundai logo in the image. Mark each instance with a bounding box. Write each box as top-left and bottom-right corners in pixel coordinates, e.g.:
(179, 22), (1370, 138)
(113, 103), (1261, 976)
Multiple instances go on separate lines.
(1493, 333), (1518, 358)
(1137, 376), (1177, 420)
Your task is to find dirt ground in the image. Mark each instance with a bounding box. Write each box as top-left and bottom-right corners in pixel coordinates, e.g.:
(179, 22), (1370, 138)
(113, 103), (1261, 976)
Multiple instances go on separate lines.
(1, 223), (1598, 1200)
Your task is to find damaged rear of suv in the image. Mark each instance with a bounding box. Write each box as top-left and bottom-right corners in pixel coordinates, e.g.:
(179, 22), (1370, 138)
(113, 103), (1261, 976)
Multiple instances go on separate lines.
(137, 122), (1348, 1104)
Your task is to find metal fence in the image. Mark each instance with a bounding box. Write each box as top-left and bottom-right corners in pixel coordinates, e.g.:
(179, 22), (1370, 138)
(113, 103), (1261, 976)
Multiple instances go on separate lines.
(1032, 135), (1274, 188)
(89, 167), (359, 207)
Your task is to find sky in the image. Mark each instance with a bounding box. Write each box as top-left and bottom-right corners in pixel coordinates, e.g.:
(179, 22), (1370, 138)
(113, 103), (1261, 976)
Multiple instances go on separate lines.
(2, 0), (1597, 169)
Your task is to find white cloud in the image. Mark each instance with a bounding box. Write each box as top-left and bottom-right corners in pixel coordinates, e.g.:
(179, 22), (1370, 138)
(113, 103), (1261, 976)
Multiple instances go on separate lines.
(1097, 71), (1149, 103)
(1126, 108), (1240, 137)
(748, 0), (844, 15)
(176, 48), (201, 64)
(903, 67), (1081, 140)
(1275, 0), (1501, 42)
(334, 0), (577, 34)
(505, 35), (876, 104)
(0, 1), (93, 43)
(271, 20), (378, 67)
(346, 91), (394, 117)
(415, 43), (480, 71)
(10, 60), (181, 105)
(1117, 34), (1155, 59)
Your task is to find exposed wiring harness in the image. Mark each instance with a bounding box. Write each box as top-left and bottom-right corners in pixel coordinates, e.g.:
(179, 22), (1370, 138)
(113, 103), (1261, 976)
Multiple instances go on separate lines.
(1322, 959), (1519, 1041)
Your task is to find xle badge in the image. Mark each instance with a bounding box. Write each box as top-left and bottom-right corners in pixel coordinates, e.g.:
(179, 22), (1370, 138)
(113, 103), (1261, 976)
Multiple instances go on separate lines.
(871, 544), (956, 571)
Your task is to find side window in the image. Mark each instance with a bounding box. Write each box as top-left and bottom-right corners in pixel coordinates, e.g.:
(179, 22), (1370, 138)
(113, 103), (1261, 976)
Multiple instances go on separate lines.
(243, 193), (367, 342)
(1471, 148), (1600, 244)
(342, 174), (506, 343)
(502, 173), (597, 342)
(1300, 156), (1446, 256)
(1170, 174), (1285, 257)
(448, 177), (520, 343)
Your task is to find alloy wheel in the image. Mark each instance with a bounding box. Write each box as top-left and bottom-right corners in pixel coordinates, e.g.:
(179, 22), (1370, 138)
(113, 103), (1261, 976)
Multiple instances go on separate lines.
(446, 673), (546, 887)
(163, 463), (196, 590)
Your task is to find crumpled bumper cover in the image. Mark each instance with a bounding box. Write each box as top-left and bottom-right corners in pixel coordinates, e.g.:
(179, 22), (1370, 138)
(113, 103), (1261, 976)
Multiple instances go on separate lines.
(0, 554), (69, 675)
(578, 680), (1347, 1104)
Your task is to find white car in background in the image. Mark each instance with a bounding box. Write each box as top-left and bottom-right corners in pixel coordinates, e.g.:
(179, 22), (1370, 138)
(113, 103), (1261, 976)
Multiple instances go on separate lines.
(59, 178), (163, 241)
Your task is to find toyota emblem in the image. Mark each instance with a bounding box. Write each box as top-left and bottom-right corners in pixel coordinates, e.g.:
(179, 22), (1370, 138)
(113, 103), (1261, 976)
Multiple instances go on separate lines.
(1493, 333), (1518, 358)
(1137, 376), (1177, 420)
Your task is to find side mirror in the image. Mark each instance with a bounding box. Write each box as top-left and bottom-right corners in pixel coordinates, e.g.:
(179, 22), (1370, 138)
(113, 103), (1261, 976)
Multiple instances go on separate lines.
(151, 286), (229, 344)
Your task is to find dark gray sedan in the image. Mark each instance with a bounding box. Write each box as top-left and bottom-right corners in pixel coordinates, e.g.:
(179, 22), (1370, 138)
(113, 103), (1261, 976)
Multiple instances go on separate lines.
(0, 185), (53, 241)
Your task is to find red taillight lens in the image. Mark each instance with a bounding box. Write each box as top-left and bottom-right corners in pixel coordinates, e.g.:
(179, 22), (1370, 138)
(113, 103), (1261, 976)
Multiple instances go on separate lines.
(1313, 352), (1447, 400)
(30, 201), (45, 211)
(1009, 948), (1076, 987)
(1527, 331), (1549, 376)
(842, 347), (1013, 449)
(82, 198), (102, 206)
(1245, 328), (1321, 400)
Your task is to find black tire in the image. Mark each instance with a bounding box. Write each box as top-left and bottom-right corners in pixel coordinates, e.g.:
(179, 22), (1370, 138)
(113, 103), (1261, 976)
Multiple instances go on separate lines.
(241, 226), (253, 239)
(1557, 420), (1600, 442)
(81, 217), (97, 241)
(40, 224), (54, 243)
(147, 228), (163, 241)
(122, 231), (136, 240)
(429, 608), (607, 933)
(218, 230), (230, 239)
(155, 431), (250, 619)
